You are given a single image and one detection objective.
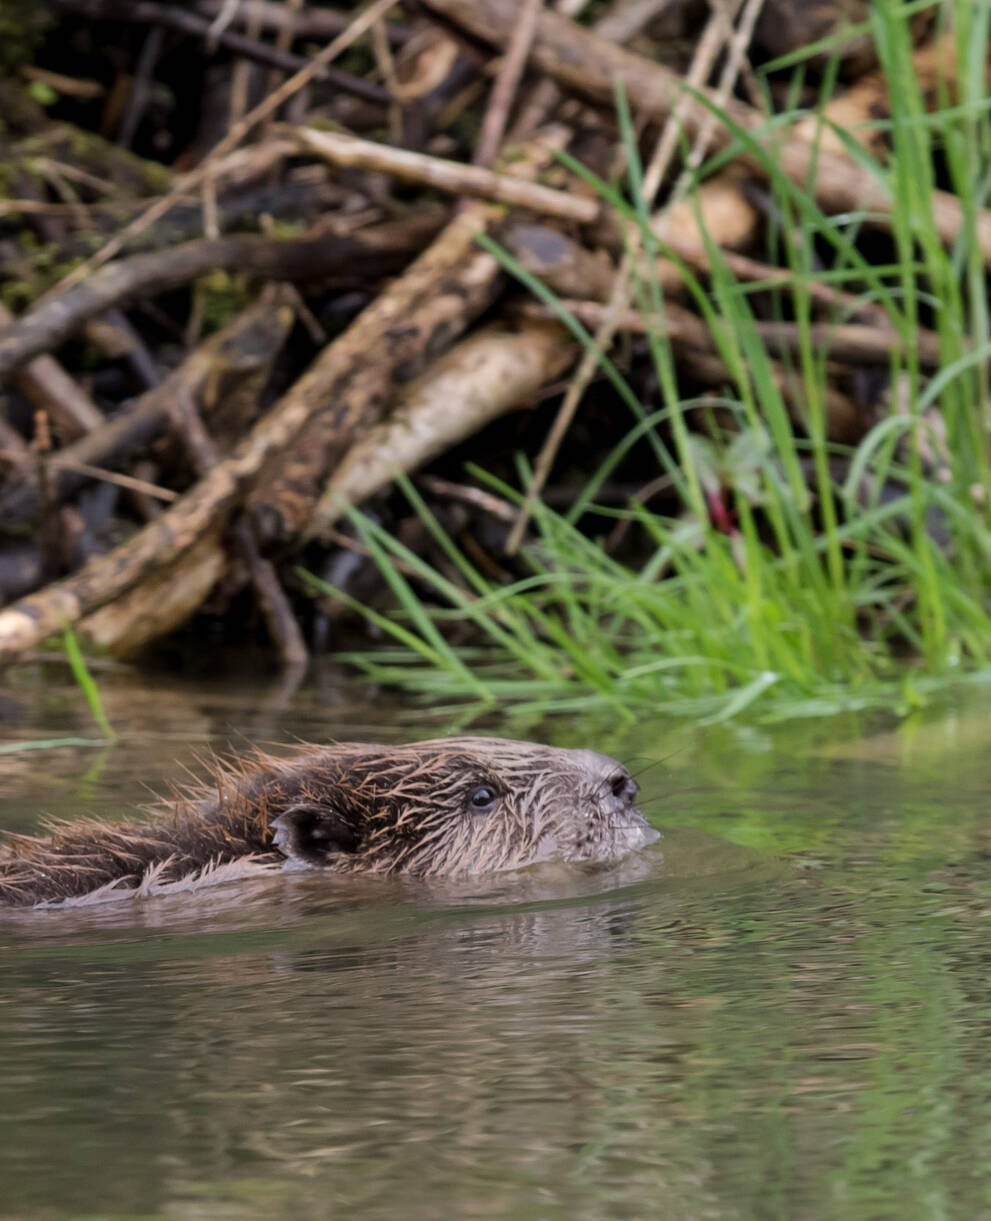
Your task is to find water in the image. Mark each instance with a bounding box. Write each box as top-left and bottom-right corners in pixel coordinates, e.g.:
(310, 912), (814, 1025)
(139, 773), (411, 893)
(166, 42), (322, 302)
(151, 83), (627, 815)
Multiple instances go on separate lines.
(3, 660), (991, 1219)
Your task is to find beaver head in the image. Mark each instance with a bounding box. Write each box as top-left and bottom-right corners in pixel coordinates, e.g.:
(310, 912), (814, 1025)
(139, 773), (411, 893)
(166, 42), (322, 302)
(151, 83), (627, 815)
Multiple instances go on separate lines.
(266, 737), (658, 876)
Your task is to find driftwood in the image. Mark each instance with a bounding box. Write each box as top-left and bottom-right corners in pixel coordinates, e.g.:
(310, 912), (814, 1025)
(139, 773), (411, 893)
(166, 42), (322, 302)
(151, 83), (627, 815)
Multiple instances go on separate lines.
(421, 0), (991, 261)
(73, 318), (576, 654)
(0, 229), (421, 380)
(246, 202), (501, 542)
(307, 318), (577, 538)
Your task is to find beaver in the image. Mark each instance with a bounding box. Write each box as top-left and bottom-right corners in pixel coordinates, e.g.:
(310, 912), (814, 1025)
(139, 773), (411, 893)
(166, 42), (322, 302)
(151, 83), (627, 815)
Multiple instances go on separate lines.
(0, 737), (658, 907)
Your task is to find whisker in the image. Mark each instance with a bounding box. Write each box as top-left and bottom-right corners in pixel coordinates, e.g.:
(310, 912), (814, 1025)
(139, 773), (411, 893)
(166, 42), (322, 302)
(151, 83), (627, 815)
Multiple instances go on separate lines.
(629, 748), (687, 782)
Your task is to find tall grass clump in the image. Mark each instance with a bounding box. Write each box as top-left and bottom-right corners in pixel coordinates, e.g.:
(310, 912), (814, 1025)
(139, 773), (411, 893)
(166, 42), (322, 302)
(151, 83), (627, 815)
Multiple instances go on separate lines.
(306, 0), (991, 722)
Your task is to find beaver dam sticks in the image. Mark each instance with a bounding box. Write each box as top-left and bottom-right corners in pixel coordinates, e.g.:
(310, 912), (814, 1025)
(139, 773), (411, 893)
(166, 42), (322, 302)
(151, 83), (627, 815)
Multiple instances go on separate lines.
(0, 737), (659, 907)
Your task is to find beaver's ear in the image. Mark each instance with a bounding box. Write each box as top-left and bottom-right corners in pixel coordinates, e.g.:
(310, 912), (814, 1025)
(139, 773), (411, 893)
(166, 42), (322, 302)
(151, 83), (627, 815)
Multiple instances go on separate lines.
(271, 804), (359, 868)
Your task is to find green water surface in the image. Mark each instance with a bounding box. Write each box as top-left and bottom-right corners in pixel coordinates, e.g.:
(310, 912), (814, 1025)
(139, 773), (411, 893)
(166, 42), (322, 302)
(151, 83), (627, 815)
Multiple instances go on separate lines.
(2, 661), (991, 1220)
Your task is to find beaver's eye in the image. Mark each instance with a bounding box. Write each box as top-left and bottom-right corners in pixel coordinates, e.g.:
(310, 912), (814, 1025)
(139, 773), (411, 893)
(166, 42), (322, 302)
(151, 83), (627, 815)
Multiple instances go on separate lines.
(469, 785), (498, 812)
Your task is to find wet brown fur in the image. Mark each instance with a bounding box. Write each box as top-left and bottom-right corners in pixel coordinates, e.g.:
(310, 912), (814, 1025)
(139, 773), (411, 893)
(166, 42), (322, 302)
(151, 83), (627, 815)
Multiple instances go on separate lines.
(0, 737), (651, 907)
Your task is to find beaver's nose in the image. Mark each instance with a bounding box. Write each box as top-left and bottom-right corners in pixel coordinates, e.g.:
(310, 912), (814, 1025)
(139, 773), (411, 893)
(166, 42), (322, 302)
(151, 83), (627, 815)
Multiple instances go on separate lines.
(608, 769), (638, 804)
(572, 750), (639, 804)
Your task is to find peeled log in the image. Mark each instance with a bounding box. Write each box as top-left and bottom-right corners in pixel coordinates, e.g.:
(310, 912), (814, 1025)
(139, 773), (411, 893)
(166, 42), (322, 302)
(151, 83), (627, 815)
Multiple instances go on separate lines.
(78, 532), (227, 659)
(306, 319), (577, 538)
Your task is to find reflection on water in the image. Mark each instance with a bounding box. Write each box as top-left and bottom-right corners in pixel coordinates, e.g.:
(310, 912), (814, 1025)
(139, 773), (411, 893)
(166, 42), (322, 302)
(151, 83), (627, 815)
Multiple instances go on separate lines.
(3, 660), (991, 1218)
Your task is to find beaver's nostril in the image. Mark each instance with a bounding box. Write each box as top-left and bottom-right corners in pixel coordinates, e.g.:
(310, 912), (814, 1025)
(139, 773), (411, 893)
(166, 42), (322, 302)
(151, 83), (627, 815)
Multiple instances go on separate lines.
(610, 771), (638, 802)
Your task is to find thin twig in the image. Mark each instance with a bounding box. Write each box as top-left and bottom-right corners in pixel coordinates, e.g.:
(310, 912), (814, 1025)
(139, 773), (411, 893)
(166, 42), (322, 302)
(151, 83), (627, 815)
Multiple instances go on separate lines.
(474, 0), (543, 169)
(117, 23), (165, 147)
(517, 298), (944, 366)
(49, 458), (179, 501)
(419, 475), (517, 523)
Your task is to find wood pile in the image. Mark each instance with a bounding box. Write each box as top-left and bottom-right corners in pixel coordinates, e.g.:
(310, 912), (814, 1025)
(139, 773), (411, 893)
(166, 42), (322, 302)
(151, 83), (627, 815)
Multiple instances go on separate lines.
(0, 0), (968, 669)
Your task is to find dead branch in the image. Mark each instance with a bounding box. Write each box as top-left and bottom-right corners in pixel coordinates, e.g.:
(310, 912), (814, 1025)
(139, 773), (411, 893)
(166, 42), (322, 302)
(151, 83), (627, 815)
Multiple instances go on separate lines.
(78, 532), (229, 659)
(294, 127), (598, 223)
(0, 302), (104, 440)
(0, 230), (414, 380)
(474, 0), (543, 168)
(307, 318), (576, 538)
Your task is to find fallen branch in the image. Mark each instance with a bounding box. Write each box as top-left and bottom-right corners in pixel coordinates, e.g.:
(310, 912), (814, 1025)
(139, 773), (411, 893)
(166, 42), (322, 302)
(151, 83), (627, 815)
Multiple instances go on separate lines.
(78, 532), (228, 659)
(69, 317), (576, 649)
(307, 318), (576, 538)
(294, 127), (598, 223)
(0, 230), (411, 380)
(0, 302), (104, 440)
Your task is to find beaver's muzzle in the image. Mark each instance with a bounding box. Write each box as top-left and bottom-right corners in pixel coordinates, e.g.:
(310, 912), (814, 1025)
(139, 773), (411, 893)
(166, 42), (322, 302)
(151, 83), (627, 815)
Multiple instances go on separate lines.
(568, 749), (661, 857)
